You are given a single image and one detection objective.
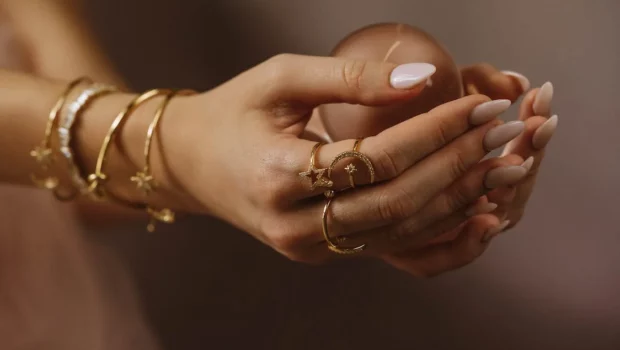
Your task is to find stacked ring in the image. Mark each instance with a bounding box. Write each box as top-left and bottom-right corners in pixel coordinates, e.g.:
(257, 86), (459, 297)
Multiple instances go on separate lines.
(301, 139), (376, 255)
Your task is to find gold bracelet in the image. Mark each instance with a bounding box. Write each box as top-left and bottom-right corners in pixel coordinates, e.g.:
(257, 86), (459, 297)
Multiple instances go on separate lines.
(131, 89), (196, 232)
(86, 89), (172, 202)
(56, 83), (119, 201)
(30, 77), (91, 190)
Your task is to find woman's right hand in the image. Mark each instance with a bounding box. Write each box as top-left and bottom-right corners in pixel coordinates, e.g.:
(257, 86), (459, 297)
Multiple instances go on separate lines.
(158, 54), (527, 267)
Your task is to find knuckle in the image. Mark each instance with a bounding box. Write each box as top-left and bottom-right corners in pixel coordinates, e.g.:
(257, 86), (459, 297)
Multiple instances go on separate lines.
(260, 217), (299, 254)
(263, 54), (295, 85)
(375, 146), (401, 179)
(341, 60), (368, 93)
(430, 116), (451, 149)
(448, 148), (470, 181)
(445, 183), (475, 214)
(377, 188), (414, 223)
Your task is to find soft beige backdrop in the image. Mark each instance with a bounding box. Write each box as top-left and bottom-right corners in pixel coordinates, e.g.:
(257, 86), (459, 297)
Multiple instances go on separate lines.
(79, 0), (620, 349)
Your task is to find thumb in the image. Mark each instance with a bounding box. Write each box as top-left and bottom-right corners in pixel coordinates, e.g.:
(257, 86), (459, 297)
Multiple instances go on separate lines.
(257, 54), (435, 107)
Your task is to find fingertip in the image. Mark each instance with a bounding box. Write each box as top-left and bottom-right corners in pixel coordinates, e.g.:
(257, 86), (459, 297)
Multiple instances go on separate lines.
(389, 62), (436, 90)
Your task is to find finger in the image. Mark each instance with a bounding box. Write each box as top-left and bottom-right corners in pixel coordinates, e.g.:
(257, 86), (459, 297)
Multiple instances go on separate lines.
(352, 154), (526, 254)
(461, 63), (526, 102)
(288, 95), (512, 198)
(255, 54), (435, 108)
(290, 116), (525, 250)
(381, 214), (505, 278)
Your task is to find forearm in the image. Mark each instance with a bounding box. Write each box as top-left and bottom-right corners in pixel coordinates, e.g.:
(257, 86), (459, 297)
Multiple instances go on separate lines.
(0, 70), (200, 214)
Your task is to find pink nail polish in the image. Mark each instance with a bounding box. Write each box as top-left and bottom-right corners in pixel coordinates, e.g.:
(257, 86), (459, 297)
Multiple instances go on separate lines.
(469, 99), (511, 125)
(484, 165), (528, 189)
(466, 202), (498, 217)
(502, 70), (531, 92)
(533, 82), (554, 116)
(390, 63), (436, 89)
(532, 115), (558, 149)
(483, 121), (525, 151)
(521, 156), (535, 172)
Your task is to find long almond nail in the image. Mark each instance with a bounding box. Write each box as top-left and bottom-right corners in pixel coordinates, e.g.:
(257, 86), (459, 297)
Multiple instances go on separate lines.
(485, 166), (528, 189)
(502, 70), (531, 92)
(390, 63), (437, 89)
(483, 121), (525, 151)
(532, 115), (558, 149)
(482, 220), (511, 243)
(469, 99), (511, 125)
(466, 202), (498, 217)
(521, 156), (534, 172)
(533, 82), (554, 116)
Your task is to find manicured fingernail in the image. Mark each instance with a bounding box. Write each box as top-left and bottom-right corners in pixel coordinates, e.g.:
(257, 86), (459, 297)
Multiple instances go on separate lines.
(485, 165), (528, 189)
(466, 202), (498, 217)
(483, 121), (525, 151)
(521, 156), (535, 172)
(532, 115), (558, 149)
(482, 220), (511, 243)
(533, 82), (554, 116)
(469, 99), (511, 125)
(502, 70), (531, 92)
(390, 63), (436, 89)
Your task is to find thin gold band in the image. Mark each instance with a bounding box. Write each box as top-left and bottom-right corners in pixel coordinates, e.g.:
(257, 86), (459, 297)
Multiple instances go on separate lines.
(322, 196), (367, 254)
(87, 88), (172, 200)
(132, 89), (196, 232)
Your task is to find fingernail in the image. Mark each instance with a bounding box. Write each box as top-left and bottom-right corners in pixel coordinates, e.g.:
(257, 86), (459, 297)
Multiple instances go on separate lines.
(484, 166), (528, 189)
(482, 220), (511, 243)
(466, 202), (498, 217)
(502, 70), (531, 92)
(532, 115), (558, 149)
(483, 121), (525, 151)
(469, 99), (511, 125)
(533, 82), (554, 116)
(521, 156), (535, 172)
(390, 63), (437, 89)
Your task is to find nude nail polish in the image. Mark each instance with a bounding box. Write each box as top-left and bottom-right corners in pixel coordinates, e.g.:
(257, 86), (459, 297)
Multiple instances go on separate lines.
(469, 99), (511, 125)
(502, 70), (531, 92)
(521, 156), (535, 172)
(484, 165), (528, 189)
(483, 121), (525, 151)
(482, 220), (511, 243)
(533, 82), (554, 116)
(390, 63), (437, 89)
(466, 202), (498, 217)
(532, 115), (558, 149)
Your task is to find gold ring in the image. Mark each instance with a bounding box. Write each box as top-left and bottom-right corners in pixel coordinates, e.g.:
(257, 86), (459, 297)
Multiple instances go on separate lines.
(322, 195), (367, 254)
(299, 142), (333, 191)
(327, 138), (375, 189)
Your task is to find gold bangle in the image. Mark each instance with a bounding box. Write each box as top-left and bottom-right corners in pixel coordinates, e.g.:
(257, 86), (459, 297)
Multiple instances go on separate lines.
(86, 88), (172, 201)
(131, 89), (196, 232)
(30, 77), (91, 190)
(56, 83), (119, 201)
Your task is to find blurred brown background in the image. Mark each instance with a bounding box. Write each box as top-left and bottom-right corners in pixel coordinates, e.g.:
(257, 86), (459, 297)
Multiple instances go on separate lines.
(32, 0), (620, 349)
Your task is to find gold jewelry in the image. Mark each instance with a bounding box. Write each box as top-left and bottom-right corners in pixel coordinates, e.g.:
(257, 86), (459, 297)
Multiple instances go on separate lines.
(299, 142), (333, 190)
(322, 195), (367, 254)
(131, 89), (196, 232)
(30, 77), (91, 190)
(321, 138), (375, 254)
(327, 138), (375, 189)
(87, 88), (171, 199)
(56, 83), (118, 200)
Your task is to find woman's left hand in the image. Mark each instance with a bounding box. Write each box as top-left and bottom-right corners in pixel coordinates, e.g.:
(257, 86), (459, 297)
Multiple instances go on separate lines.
(382, 65), (557, 277)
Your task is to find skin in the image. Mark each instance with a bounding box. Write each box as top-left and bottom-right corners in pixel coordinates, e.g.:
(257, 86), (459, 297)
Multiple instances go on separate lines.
(0, 2), (555, 278)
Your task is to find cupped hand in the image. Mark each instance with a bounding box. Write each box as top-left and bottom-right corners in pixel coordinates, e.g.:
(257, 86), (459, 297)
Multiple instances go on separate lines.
(380, 66), (555, 278)
(163, 54), (526, 268)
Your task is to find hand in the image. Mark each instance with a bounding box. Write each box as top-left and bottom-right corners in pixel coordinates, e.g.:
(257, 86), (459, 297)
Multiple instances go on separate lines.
(379, 68), (555, 278)
(162, 54), (526, 266)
